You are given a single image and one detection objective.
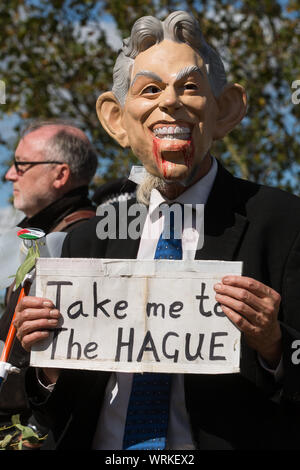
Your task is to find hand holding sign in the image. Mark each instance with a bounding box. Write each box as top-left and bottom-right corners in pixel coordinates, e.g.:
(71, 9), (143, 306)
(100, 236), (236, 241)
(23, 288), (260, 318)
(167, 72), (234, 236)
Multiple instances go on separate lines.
(214, 276), (282, 368)
(14, 296), (61, 385)
(14, 296), (60, 351)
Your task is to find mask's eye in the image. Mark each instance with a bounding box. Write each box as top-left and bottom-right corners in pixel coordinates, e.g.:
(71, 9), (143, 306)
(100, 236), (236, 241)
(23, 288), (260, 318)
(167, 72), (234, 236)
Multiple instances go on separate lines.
(184, 83), (198, 90)
(142, 85), (161, 95)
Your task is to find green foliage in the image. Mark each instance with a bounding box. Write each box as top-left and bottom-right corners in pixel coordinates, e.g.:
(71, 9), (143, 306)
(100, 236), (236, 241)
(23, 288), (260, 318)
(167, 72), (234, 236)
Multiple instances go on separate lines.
(14, 241), (40, 289)
(0, 414), (46, 450)
(0, 0), (299, 193)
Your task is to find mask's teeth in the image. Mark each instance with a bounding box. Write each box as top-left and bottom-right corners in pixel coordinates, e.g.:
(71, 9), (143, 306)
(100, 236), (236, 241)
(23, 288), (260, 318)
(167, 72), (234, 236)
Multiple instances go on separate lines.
(153, 126), (191, 140)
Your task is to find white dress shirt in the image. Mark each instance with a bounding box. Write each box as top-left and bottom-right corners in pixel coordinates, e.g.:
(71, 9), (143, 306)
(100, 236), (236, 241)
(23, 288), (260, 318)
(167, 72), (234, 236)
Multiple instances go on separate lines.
(92, 157), (218, 450)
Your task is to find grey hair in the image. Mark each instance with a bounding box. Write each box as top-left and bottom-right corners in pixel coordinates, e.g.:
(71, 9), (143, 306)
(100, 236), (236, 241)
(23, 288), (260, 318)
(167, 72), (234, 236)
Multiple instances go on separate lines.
(136, 173), (168, 206)
(112, 10), (227, 106)
(22, 119), (98, 185)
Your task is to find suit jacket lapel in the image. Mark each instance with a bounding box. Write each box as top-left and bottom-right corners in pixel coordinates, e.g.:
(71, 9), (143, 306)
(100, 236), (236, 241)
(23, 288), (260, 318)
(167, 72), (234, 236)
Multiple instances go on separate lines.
(105, 199), (145, 259)
(195, 162), (249, 262)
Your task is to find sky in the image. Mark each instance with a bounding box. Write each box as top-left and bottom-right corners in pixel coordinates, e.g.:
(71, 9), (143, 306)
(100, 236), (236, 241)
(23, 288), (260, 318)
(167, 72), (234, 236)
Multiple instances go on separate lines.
(0, 114), (20, 209)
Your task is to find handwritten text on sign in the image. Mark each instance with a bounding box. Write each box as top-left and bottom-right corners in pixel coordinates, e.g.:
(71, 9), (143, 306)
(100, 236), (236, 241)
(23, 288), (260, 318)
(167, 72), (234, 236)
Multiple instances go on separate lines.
(31, 258), (242, 374)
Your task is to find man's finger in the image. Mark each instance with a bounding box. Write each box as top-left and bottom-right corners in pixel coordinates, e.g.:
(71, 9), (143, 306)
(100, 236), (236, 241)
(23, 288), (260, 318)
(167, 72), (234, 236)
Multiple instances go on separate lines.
(214, 283), (263, 311)
(19, 330), (50, 352)
(219, 304), (255, 334)
(16, 296), (55, 312)
(16, 317), (59, 336)
(13, 308), (60, 329)
(17, 307), (60, 322)
(221, 276), (279, 301)
(215, 292), (260, 325)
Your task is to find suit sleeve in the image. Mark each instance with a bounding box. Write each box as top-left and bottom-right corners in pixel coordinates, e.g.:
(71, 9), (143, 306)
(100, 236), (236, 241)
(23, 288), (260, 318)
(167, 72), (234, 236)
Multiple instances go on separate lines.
(279, 231), (300, 403)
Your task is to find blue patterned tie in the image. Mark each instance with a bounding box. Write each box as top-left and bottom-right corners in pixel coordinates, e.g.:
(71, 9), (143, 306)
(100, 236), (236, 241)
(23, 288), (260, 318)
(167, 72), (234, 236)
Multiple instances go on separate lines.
(123, 210), (182, 450)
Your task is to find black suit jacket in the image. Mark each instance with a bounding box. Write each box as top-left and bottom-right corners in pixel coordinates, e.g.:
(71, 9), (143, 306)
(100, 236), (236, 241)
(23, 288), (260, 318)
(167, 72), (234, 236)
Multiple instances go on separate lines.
(27, 163), (300, 449)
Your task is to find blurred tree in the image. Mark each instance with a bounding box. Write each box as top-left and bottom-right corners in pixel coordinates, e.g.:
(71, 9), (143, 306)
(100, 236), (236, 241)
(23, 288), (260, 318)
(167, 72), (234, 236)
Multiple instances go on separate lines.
(0, 0), (299, 193)
(0, 0), (139, 188)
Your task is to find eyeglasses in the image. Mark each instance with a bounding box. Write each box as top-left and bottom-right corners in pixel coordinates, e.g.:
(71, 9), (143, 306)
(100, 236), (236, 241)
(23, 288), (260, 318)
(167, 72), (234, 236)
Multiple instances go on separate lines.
(13, 158), (63, 175)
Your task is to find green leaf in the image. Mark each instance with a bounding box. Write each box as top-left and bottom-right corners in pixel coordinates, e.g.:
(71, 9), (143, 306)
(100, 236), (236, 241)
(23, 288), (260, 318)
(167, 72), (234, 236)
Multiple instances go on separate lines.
(14, 242), (40, 289)
(15, 424), (39, 441)
(11, 414), (21, 425)
(0, 433), (13, 449)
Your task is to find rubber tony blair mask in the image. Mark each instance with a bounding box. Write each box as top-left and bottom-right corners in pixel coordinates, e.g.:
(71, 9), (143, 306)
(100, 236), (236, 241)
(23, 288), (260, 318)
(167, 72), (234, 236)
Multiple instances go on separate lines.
(96, 11), (247, 188)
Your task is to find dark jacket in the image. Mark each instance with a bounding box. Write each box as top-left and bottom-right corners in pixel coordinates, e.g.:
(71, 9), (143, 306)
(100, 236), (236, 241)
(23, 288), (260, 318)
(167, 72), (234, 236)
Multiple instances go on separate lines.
(27, 164), (300, 449)
(0, 186), (95, 423)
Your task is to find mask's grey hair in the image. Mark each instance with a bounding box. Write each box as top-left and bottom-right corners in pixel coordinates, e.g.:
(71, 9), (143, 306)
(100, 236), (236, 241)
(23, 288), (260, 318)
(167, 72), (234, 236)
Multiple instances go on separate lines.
(112, 10), (227, 106)
(21, 119), (98, 185)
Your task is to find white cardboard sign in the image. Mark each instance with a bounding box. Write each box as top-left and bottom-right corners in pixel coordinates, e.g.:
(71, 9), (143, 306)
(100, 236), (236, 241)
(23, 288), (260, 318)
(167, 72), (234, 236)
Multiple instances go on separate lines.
(31, 258), (242, 374)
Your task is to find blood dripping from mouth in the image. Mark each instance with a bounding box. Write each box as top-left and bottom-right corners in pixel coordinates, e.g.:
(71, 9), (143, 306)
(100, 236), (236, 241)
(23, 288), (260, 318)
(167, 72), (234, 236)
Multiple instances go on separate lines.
(152, 136), (194, 178)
